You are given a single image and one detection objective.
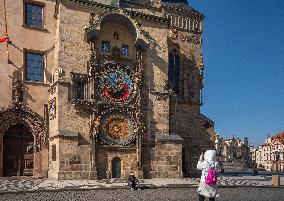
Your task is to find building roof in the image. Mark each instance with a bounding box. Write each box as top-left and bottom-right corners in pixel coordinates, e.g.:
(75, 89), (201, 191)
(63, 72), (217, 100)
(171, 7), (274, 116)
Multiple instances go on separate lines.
(161, 0), (188, 4)
(223, 141), (230, 146)
(271, 138), (284, 144)
(272, 131), (284, 139)
(161, 0), (203, 16)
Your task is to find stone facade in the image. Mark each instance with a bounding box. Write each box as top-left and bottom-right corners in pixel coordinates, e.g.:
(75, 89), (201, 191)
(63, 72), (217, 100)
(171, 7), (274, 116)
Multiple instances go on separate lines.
(215, 135), (251, 162)
(215, 134), (253, 170)
(252, 132), (284, 171)
(0, 0), (215, 179)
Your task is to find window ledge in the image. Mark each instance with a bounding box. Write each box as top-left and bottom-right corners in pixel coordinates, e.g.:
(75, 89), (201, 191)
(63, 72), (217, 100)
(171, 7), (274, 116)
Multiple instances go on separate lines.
(24, 80), (50, 87)
(98, 53), (134, 62)
(22, 24), (49, 33)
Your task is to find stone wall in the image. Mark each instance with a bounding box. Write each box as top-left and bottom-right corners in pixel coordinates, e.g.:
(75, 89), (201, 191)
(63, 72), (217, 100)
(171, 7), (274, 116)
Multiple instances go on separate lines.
(57, 137), (91, 180)
(173, 104), (215, 176)
(56, 2), (92, 80)
(48, 138), (59, 180)
(0, 0), (56, 115)
(97, 148), (137, 179)
(0, 135), (3, 176)
(149, 139), (183, 178)
(48, 2), (94, 180)
(138, 18), (170, 138)
(165, 16), (215, 177)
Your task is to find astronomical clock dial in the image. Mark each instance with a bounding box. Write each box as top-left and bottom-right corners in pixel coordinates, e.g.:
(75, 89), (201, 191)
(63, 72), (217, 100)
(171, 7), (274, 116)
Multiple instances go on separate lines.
(100, 114), (135, 145)
(99, 67), (134, 103)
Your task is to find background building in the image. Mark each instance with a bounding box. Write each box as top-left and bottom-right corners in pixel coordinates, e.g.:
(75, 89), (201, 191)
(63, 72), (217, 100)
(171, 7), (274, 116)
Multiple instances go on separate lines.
(215, 134), (252, 170)
(0, 0), (215, 179)
(253, 132), (284, 171)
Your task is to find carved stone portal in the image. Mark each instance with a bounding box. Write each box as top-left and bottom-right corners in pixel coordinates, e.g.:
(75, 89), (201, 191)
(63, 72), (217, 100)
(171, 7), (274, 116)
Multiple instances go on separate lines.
(0, 103), (47, 151)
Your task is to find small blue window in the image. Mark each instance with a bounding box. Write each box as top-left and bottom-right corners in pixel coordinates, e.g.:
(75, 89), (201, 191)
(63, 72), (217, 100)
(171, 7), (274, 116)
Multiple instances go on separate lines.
(121, 45), (129, 56)
(26, 52), (44, 82)
(102, 41), (110, 52)
(25, 3), (44, 28)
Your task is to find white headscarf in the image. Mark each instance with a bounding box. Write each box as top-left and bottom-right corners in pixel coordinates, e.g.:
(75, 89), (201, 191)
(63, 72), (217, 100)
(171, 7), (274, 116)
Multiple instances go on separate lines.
(204, 150), (217, 163)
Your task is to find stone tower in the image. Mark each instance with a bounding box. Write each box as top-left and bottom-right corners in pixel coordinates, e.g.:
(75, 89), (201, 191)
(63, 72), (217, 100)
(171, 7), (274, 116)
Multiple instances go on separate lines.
(0, 0), (215, 179)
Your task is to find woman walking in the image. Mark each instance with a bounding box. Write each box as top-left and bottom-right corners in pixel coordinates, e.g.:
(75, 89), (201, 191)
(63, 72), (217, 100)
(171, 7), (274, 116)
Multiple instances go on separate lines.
(197, 150), (219, 201)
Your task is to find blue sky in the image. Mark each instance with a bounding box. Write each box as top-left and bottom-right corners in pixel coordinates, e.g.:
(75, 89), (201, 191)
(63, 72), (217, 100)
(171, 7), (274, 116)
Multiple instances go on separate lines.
(188, 0), (284, 146)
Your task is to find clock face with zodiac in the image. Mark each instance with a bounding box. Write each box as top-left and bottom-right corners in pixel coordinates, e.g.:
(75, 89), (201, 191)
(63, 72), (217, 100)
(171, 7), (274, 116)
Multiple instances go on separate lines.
(100, 113), (135, 145)
(98, 65), (134, 103)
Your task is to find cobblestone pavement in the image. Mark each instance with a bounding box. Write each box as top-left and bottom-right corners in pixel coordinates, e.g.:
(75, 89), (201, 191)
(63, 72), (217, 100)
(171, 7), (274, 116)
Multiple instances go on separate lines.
(0, 187), (283, 201)
(217, 175), (273, 186)
(0, 176), (283, 193)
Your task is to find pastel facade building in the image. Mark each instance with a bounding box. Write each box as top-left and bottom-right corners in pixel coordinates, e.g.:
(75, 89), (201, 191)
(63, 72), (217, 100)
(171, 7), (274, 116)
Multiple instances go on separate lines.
(215, 134), (252, 168)
(254, 132), (284, 171)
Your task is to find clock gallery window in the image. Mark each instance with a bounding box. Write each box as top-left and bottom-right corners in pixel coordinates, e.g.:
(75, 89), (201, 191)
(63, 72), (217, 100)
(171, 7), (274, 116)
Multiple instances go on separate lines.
(121, 45), (129, 56)
(75, 80), (85, 100)
(25, 2), (44, 28)
(102, 41), (110, 52)
(25, 51), (44, 82)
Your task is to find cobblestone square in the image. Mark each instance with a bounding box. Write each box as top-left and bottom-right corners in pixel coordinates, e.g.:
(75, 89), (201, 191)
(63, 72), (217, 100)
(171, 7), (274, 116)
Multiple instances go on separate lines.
(0, 187), (283, 201)
(0, 176), (283, 200)
(0, 175), (283, 193)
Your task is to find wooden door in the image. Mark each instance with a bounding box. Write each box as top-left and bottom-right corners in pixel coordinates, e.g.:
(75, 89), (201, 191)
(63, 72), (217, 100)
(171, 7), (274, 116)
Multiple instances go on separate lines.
(3, 124), (33, 176)
(3, 137), (19, 176)
(111, 158), (121, 178)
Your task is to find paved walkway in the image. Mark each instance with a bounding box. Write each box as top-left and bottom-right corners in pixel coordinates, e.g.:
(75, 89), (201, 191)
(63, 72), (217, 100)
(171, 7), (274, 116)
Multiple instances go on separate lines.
(1, 187), (284, 201)
(0, 187), (284, 201)
(0, 176), (283, 193)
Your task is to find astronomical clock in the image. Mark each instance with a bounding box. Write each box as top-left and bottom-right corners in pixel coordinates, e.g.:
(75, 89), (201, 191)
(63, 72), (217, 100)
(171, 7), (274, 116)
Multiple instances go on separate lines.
(97, 65), (135, 104)
(99, 113), (136, 145)
(92, 62), (142, 146)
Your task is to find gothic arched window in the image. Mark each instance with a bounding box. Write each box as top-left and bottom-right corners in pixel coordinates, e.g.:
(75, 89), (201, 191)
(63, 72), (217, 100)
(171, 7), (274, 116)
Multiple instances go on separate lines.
(168, 49), (180, 93)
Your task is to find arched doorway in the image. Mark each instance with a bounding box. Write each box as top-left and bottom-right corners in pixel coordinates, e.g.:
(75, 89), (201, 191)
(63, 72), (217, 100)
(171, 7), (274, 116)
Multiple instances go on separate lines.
(111, 157), (121, 178)
(3, 124), (34, 176)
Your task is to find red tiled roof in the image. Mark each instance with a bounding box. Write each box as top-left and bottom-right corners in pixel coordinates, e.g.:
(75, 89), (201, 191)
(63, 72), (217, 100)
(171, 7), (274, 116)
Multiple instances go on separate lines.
(271, 137), (284, 144)
(272, 131), (284, 139)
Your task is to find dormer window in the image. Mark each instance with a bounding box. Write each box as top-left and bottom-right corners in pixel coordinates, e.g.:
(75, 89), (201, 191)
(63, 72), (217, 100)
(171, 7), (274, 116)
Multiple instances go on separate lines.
(102, 41), (110, 52)
(121, 45), (129, 56)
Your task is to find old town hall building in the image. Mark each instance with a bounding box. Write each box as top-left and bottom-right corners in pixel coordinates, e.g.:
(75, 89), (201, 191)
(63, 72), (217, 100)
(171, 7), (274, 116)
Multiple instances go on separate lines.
(0, 0), (215, 179)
